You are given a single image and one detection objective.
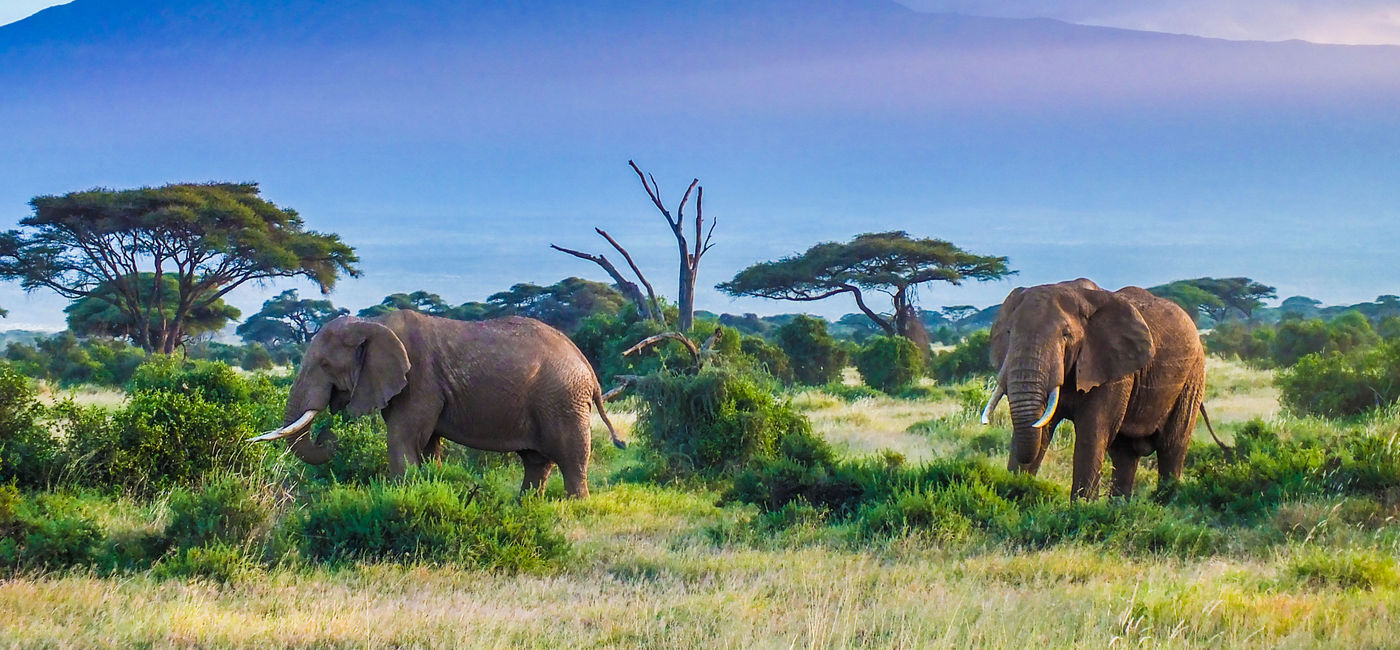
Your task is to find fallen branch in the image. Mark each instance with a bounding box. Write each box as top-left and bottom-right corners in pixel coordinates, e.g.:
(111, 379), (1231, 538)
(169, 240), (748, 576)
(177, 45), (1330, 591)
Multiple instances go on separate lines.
(602, 374), (642, 402)
(623, 332), (699, 360)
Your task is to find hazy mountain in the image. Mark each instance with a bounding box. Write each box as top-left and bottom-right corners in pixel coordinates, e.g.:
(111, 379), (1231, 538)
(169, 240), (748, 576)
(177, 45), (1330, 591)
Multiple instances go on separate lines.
(2, 0), (1398, 329)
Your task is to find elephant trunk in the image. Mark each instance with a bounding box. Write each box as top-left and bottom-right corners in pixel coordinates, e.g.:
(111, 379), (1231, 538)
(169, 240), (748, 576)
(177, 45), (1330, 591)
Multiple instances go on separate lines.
(1005, 355), (1058, 469)
(282, 377), (337, 466)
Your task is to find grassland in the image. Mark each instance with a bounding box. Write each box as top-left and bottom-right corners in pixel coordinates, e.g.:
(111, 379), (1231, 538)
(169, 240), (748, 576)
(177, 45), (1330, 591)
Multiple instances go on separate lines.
(4, 359), (1399, 649)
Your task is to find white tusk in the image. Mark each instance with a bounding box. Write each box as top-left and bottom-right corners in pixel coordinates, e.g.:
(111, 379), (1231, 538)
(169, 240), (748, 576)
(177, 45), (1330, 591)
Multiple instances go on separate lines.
(247, 409), (319, 442)
(1031, 386), (1060, 428)
(980, 384), (1005, 425)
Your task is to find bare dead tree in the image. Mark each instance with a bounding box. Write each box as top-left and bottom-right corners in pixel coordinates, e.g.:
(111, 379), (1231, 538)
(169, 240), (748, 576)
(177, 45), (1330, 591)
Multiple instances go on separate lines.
(549, 241), (660, 323)
(628, 160), (714, 332)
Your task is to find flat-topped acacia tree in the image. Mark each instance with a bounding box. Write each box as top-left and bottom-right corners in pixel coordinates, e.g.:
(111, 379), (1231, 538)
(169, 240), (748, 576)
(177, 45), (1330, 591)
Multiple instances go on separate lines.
(718, 231), (1011, 340)
(0, 182), (359, 353)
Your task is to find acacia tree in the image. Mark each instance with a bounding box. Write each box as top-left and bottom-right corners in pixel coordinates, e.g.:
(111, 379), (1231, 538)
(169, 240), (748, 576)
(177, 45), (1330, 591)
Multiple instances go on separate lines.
(236, 289), (348, 347)
(0, 183), (358, 353)
(357, 291), (492, 321)
(1150, 277), (1275, 322)
(718, 231), (1010, 339)
(67, 273), (240, 343)
(552, 160), (715, 331)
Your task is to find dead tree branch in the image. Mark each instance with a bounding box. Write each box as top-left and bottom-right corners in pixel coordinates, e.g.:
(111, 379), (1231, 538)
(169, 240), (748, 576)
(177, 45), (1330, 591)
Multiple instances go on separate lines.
(549, 244), (654, 321)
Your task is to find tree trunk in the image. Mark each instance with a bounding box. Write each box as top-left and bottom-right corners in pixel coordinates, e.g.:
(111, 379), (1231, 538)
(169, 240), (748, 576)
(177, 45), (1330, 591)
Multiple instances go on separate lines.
(678, 261), (695, 332)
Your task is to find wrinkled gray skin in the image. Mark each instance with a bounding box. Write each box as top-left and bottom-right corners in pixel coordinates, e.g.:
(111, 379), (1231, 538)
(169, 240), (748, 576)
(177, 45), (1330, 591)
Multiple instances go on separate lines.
(277, 311), (623, 497)
(988, 279), (1205, 499)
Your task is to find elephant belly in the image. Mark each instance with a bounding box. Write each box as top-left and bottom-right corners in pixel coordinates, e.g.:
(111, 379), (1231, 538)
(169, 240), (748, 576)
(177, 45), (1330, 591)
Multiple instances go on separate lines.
(435, 404), (536, 453)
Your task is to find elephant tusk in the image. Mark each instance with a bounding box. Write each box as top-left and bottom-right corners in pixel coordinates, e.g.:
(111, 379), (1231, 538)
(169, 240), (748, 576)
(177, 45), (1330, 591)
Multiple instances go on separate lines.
(247, 410), (319, 442)
(1031, 386), (1060, 428)
(980, 383), (1005, 425)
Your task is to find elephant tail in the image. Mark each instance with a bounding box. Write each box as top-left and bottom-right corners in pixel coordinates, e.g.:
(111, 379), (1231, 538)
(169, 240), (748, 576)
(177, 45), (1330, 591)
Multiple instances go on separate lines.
(593, 386), (627, 449)
(1199, 404), (1231, 453)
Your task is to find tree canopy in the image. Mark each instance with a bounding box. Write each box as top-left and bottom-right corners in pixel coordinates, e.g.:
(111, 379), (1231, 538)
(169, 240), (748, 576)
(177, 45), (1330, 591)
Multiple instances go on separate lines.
(718, 231), (1010, 339)
(357, 279), (626, 334)
(66, 273), (239, 343)
(236, 289), (348, 347)
(1149, 277), (1276, 322)
(0, 183), (358, 353)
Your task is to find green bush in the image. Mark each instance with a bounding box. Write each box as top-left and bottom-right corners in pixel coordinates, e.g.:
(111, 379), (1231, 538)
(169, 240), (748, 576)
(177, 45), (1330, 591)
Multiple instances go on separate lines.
(299, 413), (390, 485)
(1275, 344), (1400, 418)
(0, 363), (63, 488)
(130, 356), (251, 404)
(3, 333), (146, 387)
(1005, 499), (1220, 556)
(1271, 318), (1329, 367)
(106, 390), (259, 493)
(153, 543), (258, 582)
(1176, 418), (1400, 517)
(0, 492), (102, 573)
(634, 367), (814, 477)
(776, 315), (847, 386)
(854, 335), (925, 393)
(164, 477), (270, 549)
(297, 471), (567, 571)
(1205, 320), (1274, 365)
(929, 330), (993, 382)
(739, 335), (794, 385)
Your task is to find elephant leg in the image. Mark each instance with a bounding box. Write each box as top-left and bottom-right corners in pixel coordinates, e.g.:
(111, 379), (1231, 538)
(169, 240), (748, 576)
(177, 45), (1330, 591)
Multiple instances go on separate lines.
(1025, 418), (1061, 475)
(383, 403), (439, 477)
(542, 408), (593, 499)
(1106, 437), (1140, 498)
(518, 450), (554, 496)
(1155, 389), (1201, 487)
(1070, 383), (1131, 500)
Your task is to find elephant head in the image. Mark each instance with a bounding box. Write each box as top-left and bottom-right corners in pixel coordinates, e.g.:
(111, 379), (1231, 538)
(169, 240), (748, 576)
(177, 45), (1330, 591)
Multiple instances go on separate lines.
(249, 316), (411, 464)
(985, 279), (1154, 470)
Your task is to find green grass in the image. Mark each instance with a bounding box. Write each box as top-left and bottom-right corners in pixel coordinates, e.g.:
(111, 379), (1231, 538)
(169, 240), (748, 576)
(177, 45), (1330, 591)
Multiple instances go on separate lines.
(4, 360), (1400, 647)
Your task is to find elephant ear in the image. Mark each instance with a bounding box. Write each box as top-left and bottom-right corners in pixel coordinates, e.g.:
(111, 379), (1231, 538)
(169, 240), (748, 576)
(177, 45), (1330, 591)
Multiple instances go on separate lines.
(343, 320), (411, 417)
(1077, 293), (1154, 393)
(989, 287), (1027, 371)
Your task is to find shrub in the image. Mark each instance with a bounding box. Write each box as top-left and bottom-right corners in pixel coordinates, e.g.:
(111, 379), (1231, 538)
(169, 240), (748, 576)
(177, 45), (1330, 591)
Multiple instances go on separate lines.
(106, 390), (259, 493)
(0, 492), (102, 573)
(299, 413), (390, 485)
(0, 363), (62, 488)
(1007, 499), (1220, 555)
(1176, 418), (1400, 517)
(634, 367), (813, 477)
(739, 335), (794, 384)
(130, 356), (251, 405)
(153, 543), (258, 582)
(1271, 318), (1329, 367)
(297, 472), (567, 571)
(1275, 344), (1400, 418)
(164, 477), (270, 549)
(2, 333), (146, 387)
(776, 315), (847, 386)
(929, 330), (993, 382)
(854, 335), (925, 393)
(1205, 320), (1273, 365)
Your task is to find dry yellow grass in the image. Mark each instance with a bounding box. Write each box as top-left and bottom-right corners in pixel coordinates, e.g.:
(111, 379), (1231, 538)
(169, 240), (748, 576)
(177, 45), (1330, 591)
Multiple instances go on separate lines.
(5, 490), (1397, 649)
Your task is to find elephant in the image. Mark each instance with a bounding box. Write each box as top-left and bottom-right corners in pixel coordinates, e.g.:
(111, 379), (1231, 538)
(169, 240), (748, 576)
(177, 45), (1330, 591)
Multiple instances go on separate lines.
(980, 278), (1215, 499)
(249, 310), (625, 497)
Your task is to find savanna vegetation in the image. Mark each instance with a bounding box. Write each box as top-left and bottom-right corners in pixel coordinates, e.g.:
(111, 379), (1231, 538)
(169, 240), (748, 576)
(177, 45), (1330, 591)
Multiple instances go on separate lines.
(3, 184), (1400, 647)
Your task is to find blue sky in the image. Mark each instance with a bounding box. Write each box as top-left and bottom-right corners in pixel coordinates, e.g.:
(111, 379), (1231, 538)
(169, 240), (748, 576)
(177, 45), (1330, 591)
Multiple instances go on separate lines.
(1, 1), (1398, 331)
